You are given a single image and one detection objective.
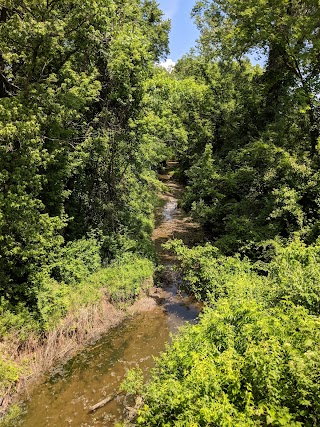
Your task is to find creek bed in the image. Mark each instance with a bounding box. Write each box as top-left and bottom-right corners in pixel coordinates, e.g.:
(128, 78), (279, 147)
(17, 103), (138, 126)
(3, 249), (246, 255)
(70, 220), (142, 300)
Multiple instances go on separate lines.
(17, 166), (203, 427)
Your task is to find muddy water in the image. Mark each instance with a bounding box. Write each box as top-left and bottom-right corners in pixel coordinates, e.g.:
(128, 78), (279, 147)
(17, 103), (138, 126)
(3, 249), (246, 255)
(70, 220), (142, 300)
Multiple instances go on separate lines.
(17, 164), (203, 427)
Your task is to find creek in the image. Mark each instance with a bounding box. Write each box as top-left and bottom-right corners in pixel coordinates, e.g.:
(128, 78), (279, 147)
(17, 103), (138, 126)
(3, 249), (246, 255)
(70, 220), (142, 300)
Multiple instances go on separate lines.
(17, 164), (203, 427)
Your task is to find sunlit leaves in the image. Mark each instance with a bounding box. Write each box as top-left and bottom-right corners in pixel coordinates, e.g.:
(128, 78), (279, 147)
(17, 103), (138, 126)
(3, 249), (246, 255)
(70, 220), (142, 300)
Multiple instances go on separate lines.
(0, 0), (169, 304)
(137, 240), (320, 425)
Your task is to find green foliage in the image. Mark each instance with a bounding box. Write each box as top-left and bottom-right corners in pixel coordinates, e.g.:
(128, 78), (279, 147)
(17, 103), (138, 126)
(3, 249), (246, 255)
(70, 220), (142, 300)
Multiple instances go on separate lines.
(171, 1), (320, 254)
(163, 240), (255, 302)
(0, 254), (154, 408)
(35, 277), (98, 330)
(137, 240), (320, 426)
(0, 357), (20, 395)
(138, 66), (214, 174)
(166, 239), (320, 315)
(88, 254), (154, 305)
(0, 255), (154, 334)
(137, 301), (320, 426)
(0, 299), (40, 340)
(37, 254), (154, 330)
(192, 0), (320, 157)
(268, 239), (320, 315)
(121, 367), (145, 395)
(0, 0), (169, 307)
(49, 238), (102, 285)
(3, 0), (320, 424)
(182, 140), (317, 254)
(0, 404), (23, 427)
(0, 0), (166, 413)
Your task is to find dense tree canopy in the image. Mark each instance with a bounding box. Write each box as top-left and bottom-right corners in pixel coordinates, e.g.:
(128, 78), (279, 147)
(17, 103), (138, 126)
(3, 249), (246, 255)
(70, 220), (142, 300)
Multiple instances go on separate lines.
(117, 1), (320, 425)
(192, 0), (320, 155)
(2, 0), (320, 424)
(152, 0), (320, 255)
(0, 0), (169, 306)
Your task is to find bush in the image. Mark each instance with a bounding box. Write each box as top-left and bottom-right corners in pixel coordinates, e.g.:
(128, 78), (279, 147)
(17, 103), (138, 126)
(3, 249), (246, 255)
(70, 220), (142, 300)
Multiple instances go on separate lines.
(89, 254), (154, 303)
(36, 254), (154, 330)
(1, 253), (154, 334)
(0, 404), (22, 427)
(0, 299), (40, 340)
(0, 253), (154, 414)
(135, 301), (320, 426)
(49, 237), (102, 285)
(268, 239), (320, 315)
(131, 240), (320, 426)
(164, 240), (265, 304)
(166, 239), (320, 314)
(0, 357), (21, 397)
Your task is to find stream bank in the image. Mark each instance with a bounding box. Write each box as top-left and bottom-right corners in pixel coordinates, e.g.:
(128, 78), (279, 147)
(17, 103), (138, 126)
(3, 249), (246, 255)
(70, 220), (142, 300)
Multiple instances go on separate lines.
(10, 163), (204, 427)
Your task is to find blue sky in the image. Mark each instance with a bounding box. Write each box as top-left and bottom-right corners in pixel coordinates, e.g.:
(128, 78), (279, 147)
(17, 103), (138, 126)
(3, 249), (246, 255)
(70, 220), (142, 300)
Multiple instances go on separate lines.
(157, 0), (266, 67)
(157, 0), (199, 62)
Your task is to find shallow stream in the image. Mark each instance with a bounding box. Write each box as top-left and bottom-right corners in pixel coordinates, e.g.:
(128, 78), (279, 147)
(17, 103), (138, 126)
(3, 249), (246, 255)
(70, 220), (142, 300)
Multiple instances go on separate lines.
(17, 165), (203, 427)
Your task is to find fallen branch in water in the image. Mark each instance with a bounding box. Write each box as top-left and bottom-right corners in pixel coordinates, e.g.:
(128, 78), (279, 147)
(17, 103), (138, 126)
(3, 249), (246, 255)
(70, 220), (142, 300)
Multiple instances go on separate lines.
(89, 392), (123, 413)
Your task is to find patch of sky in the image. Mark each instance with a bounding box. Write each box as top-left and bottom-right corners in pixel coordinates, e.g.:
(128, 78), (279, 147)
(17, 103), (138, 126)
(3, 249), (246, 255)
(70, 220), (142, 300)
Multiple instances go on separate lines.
(157, 0), (266, 68)
(158, 0), (199, 62)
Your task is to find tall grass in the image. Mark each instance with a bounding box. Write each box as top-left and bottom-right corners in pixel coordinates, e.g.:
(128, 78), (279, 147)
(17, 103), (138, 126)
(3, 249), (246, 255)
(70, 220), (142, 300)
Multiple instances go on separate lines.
(0, 254), (154, 418)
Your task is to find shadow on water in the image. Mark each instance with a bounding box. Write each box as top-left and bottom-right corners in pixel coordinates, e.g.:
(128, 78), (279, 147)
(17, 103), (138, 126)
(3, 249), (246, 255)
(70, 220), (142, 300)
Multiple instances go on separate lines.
(17, 163), (204, 427)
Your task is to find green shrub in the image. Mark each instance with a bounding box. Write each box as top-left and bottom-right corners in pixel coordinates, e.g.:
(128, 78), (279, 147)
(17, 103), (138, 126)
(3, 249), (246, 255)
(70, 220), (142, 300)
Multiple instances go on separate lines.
(0, 299), (40, 340)
(1, 253), (154, 334)
(0, 253), (154, 409)
(134, 240), (320, 425)
(89, 254), (154, 303)
(268, 239), (320, 315)
(36, 254), (154, 329)
(50, 237), (102, 285)
(136, 301), (320, 426)
(0, 404), (23, 427)
(164, 240), (264, 303)
(36, 277), (102, 330)
(0, 357), (21, 396)
(166, 239), (320, 314)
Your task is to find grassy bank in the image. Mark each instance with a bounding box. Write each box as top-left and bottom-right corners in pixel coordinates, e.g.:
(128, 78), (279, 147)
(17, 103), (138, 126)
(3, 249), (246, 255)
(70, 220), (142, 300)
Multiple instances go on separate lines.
(0, 254), (154, 421)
